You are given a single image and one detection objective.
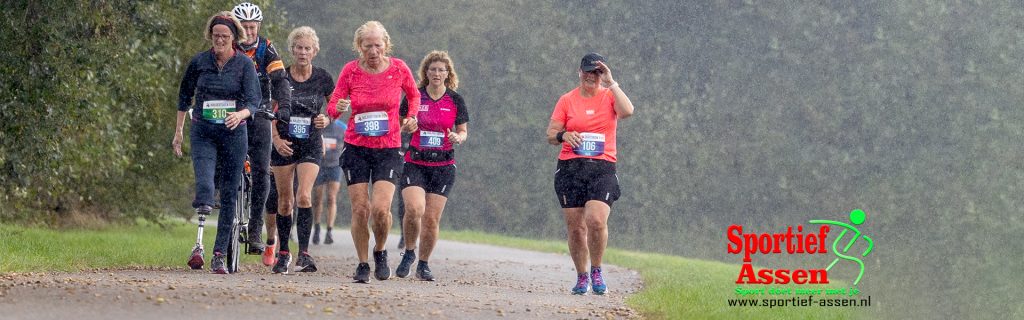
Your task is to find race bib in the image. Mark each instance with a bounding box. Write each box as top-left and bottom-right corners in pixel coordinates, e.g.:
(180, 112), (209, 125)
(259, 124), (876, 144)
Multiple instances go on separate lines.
(419, 130), (444, 148)
(354, 111), (389, 136)
(323, 137), (338, 150)
(288, 116), (311, 139)
(573, 132), (605, 156)
(202, 100), (236, 124)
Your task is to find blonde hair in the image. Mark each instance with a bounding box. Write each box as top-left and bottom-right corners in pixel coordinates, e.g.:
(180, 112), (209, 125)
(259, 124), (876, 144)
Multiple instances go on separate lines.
(204, 11), (248, 44)
(351, 21), (392, 57)
(288, 26), (320, 51)
(417, 50), (459, 90)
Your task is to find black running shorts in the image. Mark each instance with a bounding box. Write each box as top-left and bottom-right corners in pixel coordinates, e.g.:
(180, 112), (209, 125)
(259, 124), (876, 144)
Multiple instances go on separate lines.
(340, 143), (403, 186)
(553, 158), (620, 208)
(400, 163), (456, 197)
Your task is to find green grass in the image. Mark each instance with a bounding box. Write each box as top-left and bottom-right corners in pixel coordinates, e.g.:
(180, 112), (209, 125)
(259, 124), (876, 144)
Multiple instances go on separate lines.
(442, 230), (860, 320)
(1, 223), (860, 319)
(0, 221), (257, 272)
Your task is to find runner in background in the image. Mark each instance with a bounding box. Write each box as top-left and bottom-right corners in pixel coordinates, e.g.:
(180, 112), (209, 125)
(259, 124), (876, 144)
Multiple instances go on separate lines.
(312, 118), (346, 245)
(232, 2), (290, 260)
(326, 21), (420, 283)
(545, 52), (634, 295)
(394, 50), (469, 281)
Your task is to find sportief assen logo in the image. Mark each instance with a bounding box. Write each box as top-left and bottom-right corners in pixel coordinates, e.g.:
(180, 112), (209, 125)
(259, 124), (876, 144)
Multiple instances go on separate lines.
(726, 209), (874, 285)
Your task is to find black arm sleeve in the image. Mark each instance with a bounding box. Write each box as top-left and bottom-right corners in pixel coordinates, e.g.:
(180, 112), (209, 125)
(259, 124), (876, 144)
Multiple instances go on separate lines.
(399, 97), (409, 118)
(452, 91), (469, 125)
(270, 69), (291, 116)
(177, 55), (200, 111)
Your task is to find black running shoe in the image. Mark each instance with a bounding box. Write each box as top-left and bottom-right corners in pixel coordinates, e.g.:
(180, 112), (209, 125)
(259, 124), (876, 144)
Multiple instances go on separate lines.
(415, 261), (435, 281)
(311, 226), (320, 245)
(296, 252), (318, 273)
(373, 250), (391, 280)
(353, 263), (371, 283)
(272, 252), (291, 274)
(210, 252), (227, 275)
(324, 230), (333, 244)
(395, 249), (416, 278)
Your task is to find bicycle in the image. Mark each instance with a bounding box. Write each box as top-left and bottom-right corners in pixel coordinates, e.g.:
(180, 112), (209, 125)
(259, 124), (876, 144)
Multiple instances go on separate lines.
(187, 108), (276, 272)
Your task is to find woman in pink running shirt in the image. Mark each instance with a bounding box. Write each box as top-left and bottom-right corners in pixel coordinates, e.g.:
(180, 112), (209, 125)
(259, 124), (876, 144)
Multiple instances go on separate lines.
(394, 50), (469, 282)
(325, 21), (420, 283)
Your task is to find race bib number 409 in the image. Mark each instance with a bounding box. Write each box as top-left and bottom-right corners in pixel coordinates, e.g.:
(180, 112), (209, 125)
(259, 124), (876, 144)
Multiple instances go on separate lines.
(419, 130), (444, 148)
(354, 111), (389, 136)
(202, 100), (236, 124)
(573, 132), (605, 156)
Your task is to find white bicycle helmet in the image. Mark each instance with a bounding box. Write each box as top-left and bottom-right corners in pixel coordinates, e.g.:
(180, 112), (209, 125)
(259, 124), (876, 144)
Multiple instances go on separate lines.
(232, 2), (263, 22)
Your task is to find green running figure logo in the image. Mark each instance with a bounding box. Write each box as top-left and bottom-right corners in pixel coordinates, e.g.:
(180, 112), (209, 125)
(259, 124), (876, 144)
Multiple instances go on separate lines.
(809, 209), (874, 285)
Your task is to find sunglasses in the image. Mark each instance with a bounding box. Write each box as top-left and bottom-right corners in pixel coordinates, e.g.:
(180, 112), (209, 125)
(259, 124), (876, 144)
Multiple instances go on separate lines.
(584, 69), (604, 75)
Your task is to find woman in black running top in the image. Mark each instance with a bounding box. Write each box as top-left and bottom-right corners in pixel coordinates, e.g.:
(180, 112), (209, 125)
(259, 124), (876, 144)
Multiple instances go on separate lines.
(268, 26), (333, 274)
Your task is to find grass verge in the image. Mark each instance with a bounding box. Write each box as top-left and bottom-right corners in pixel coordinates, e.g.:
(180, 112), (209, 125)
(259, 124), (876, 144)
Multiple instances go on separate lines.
(0, 220), (256, 272)
(441, 230), (860, 320)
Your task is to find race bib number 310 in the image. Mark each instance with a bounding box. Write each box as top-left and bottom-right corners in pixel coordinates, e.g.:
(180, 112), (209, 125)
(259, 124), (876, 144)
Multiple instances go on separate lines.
(354, 111), (389, 136)
(573, 132), (606, 156)
(202, 100), (236, 124)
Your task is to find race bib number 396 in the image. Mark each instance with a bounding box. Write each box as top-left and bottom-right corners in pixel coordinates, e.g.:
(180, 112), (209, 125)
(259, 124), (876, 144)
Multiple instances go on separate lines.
(354, 111), (389, 136)
(202, 100), (236, 124)
(573, 132), (606, 156)
(289, 117), (311, 139)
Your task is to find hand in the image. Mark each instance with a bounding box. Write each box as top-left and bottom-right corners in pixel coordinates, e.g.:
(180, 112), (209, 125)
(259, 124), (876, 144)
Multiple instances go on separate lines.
(401, 117), (418, 133)
(595, 61), (617, 88)
(336, 99), (351, 112)
(563, 131), (582, 148)
(172, 132), (184, 157)
(225, 109), (250, 130)
(314, 114), (328, 129)
(446, 128), (464, 145)
(273, 137), (294, 156)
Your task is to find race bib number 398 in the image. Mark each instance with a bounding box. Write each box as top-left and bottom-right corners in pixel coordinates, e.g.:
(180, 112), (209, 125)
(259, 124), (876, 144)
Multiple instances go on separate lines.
(419, 130), (444, 148)
(354, 111), (389, 137)
(202, 100), (236, 124)
(573, 132), (605, 156)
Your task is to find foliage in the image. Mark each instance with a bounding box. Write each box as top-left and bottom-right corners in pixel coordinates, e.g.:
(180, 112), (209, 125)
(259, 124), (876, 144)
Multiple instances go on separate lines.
(0, 0), (287, 224)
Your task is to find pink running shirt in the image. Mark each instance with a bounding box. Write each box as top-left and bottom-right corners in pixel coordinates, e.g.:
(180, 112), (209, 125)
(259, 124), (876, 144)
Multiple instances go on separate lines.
(326, 58), (419, 149)
(550, 87), (618, 162)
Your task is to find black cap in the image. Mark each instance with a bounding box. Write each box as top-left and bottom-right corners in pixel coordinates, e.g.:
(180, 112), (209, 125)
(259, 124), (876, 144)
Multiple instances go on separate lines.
(580, 52), (605, 72)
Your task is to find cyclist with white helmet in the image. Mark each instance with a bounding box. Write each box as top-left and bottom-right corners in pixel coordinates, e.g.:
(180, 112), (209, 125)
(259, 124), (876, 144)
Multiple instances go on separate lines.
(232, 2), (291, 267)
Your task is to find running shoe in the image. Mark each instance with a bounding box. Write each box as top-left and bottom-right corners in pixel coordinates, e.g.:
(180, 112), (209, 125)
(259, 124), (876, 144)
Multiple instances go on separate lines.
(272, 252), (291, 274)
(296, 252), (318, 273)
(187, 246), (204, 270)
(262, 237), (277, 266)
(246, 228), (265, 255)
(591, 266), (607, 295)
(353, 263), (371, 283)
(571, 272), (589, 295)
(324, 230), (333, 244)
(311, 225), (320, 245)
(210, 252), (228, 274)
(395, 249), (416, 278)
(373, 250), (391, 280)
(415, 261), (435, 281)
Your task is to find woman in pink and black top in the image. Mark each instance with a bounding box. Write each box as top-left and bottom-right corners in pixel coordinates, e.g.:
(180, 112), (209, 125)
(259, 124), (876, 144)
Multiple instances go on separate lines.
(394, 51), (469, 281)
(326, 21), (420, 283)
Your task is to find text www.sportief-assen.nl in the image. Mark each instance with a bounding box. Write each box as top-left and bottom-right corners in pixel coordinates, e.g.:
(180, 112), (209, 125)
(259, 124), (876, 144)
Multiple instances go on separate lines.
(727, 296), (871, 308)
